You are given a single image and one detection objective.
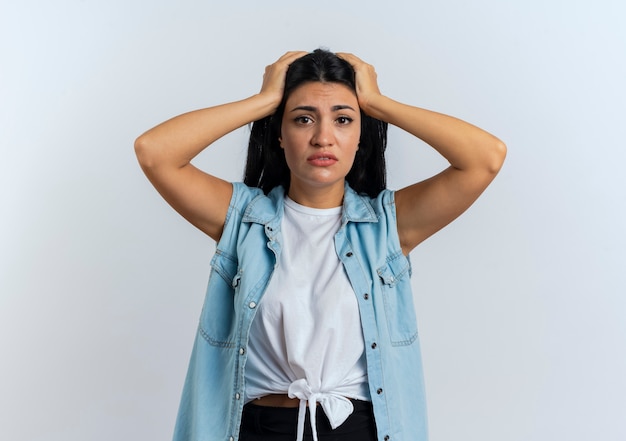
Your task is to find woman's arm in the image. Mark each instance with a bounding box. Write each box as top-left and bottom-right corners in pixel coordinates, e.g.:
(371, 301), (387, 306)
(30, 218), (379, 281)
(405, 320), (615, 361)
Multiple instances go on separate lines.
(338, 53), (507, 255)
(134, 51), (307, 241)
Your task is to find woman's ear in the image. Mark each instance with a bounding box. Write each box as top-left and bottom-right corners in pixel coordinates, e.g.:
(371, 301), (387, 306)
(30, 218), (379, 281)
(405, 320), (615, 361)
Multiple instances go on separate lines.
(278, 137), (283, 148)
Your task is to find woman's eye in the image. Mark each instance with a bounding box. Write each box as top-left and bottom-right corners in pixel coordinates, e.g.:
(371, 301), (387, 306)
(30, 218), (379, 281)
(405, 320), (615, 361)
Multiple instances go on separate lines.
(295, 116), (313, 124)
(337, 116), (353, 125)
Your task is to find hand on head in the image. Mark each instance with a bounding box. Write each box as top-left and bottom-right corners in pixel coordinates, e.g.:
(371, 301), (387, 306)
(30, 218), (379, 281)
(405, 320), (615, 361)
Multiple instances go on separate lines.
(260, 51), (383, 116)
(259, 51), (308, 109)
(336, 52), (382, 114)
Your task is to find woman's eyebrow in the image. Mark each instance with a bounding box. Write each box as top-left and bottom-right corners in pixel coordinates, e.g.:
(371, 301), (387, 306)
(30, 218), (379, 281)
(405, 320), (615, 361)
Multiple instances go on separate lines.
(290, 105), (357, 112)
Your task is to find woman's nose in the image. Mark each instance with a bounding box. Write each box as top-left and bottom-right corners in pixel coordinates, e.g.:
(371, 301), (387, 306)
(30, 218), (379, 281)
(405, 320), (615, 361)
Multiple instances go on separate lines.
(311, 121), (334, 147)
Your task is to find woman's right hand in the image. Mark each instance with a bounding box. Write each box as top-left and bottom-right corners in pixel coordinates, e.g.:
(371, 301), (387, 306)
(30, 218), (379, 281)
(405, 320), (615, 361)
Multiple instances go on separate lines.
(134, 51), (308, 242)
(258, 51), (308, 111)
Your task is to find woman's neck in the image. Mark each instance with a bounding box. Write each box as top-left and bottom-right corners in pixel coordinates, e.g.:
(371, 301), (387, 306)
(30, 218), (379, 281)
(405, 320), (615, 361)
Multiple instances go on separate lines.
(286, 181), (345, 208)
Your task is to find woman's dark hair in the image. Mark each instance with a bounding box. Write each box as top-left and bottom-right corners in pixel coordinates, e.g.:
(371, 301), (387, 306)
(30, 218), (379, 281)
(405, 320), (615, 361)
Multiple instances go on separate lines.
(244, 49), (388, 198)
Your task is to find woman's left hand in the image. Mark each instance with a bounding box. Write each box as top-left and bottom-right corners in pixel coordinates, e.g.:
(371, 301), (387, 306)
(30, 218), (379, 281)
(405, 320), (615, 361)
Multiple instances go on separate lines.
(337, 52), (382, 115)
(339, 53), (506, 255)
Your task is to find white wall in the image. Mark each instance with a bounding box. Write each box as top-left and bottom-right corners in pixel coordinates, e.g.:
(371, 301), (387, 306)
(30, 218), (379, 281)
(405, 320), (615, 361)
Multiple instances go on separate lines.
(1, 1), (625, 440)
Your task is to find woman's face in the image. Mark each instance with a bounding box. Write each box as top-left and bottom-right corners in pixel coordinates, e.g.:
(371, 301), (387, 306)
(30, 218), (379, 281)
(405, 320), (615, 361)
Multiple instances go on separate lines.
(280, 81), (361, 205)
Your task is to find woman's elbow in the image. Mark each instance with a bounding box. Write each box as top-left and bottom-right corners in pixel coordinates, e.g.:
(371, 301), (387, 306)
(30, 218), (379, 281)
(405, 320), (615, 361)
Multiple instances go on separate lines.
(487, 138), (507, 175)
(134, 134), (158, 170)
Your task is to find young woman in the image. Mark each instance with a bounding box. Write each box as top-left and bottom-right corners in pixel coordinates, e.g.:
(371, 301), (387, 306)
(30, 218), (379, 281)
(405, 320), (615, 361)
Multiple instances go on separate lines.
(135, 49), (506, 441)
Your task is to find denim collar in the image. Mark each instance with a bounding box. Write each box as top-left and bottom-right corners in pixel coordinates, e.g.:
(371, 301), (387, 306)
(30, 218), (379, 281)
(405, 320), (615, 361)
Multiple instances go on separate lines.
(242, 182), (379, 229)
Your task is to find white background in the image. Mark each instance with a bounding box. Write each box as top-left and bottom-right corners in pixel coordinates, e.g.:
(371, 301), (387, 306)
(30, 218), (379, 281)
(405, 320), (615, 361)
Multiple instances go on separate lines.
(1, 1), (625, 440)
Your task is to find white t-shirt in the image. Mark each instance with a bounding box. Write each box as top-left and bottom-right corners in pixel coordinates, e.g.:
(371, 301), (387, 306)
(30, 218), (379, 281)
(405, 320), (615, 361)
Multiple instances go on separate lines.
(245, 197), (369, 434)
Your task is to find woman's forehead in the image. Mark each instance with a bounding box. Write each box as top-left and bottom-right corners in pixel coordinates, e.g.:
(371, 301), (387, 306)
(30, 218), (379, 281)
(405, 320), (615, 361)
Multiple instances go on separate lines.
(286, 82), (358, 109)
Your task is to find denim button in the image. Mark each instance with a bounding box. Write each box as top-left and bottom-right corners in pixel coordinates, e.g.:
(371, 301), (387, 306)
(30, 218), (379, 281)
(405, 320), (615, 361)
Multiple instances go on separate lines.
(249, 301), (257, 309)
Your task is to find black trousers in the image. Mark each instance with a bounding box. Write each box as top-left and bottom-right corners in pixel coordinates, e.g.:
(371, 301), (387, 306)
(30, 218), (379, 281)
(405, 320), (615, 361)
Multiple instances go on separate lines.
(239, 400), (377, 441)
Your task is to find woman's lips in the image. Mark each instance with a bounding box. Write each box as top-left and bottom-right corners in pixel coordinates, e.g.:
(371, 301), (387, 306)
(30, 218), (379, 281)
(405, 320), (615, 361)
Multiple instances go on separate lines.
(307, 152), (338, 166)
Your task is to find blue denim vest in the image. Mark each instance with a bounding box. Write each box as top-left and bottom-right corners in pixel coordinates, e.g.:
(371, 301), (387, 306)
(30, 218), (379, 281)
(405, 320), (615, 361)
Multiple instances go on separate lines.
(173, 182), (428, 441)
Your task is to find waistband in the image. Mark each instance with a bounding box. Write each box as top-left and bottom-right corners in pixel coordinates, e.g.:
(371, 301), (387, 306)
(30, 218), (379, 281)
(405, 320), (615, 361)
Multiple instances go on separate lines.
(241, 399), (376, 440)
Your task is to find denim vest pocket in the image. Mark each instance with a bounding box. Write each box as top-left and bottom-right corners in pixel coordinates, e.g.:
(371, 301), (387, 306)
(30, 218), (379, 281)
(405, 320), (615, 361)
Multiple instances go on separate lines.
(198, 251), (238, 348)
(377, 253), (419, 346)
